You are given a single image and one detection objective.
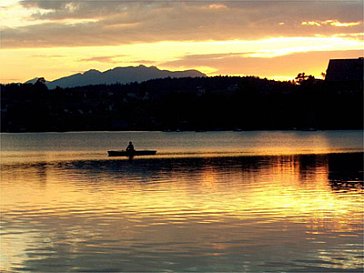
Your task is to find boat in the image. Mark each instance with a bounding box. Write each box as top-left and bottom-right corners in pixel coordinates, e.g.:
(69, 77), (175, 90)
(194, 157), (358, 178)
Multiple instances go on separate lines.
(107, 150), (157, 157)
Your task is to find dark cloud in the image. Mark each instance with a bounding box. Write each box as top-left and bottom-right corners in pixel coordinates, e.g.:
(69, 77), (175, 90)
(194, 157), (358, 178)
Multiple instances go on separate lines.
(2, 1), (363, 48)
(20, 0), (70, 10)
(80, 55), (125, 63)
(19, 0), (363, 24)
(20, 1), (170, 20)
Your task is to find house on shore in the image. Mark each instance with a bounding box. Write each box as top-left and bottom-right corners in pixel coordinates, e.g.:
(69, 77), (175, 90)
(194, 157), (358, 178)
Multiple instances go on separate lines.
(325, 58), (363, 93)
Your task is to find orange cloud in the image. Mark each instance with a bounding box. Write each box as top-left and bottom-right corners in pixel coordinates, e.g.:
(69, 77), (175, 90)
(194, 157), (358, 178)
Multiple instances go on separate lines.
(208, 4), (227, 10)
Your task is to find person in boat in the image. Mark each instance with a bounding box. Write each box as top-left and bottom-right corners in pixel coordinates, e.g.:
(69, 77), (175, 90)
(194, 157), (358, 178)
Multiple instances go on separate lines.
(126, 141), (135, 153)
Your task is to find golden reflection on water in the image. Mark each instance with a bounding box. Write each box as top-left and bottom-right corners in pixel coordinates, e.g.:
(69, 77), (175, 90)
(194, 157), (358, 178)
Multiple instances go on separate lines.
(1, 153), (363, 272)
(1, 155), (362, 223)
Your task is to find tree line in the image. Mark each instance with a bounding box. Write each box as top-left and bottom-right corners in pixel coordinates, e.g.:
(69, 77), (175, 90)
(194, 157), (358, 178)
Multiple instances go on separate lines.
(1, 75), (362, 132)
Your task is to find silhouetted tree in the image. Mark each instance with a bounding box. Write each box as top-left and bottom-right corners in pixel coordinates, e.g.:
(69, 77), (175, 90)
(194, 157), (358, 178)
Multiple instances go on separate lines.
(294, 72), (316, 85)
(34, 77), (48, 92)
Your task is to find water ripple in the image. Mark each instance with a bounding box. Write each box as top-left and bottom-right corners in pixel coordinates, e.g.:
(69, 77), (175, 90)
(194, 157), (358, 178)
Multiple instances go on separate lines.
(1, 152), (363, 272)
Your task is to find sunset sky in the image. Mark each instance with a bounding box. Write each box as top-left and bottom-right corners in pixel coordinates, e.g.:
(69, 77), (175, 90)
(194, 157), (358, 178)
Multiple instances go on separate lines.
(1, 0), (363, 83)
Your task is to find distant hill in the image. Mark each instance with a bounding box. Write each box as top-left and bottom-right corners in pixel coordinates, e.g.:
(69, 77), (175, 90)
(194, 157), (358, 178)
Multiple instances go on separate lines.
(25, 65), (206, 89)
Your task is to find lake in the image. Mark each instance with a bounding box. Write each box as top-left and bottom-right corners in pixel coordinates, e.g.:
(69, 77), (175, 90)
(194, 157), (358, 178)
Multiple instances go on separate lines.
(1, 131), (363, 272)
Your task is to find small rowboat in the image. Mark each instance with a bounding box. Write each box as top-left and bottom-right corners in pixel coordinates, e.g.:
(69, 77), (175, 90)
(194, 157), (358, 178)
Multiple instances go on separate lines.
(107, 150), (157, 157)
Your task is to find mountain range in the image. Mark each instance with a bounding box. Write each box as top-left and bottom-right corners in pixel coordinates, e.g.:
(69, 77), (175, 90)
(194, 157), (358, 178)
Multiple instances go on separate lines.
(26, 65), (206, 89)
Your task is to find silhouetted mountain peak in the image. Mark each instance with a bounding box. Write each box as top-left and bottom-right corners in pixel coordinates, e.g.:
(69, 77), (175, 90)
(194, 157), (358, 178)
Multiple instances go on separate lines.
(25, 77), (50, 85)
(84, 69), (101, 75)
(32, 65), (206, 89)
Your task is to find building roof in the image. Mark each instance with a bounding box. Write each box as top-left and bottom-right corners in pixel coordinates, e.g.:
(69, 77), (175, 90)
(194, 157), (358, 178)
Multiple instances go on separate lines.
(325, 58), (363, 82)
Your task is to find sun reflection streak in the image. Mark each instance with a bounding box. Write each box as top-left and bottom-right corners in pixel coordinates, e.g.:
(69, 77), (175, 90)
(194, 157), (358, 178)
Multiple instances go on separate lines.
(1, 155), (361, 224)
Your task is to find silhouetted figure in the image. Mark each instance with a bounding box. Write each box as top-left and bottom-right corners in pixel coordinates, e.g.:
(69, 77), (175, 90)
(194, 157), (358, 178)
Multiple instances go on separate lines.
(126, 141), (135, 152)
(126, 141), (135, 160)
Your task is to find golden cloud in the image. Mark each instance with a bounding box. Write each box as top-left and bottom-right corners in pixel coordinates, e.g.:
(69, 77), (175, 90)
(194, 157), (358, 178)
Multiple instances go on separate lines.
(302, 20), (362, 27)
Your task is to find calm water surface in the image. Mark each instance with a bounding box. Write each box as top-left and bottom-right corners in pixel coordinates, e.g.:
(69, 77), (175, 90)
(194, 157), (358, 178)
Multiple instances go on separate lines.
(1, 131), (363, 272)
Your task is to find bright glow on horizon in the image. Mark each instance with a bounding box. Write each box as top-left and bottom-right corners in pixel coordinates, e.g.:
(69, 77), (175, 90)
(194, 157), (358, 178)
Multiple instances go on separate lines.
(1, 36), (362, 83)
